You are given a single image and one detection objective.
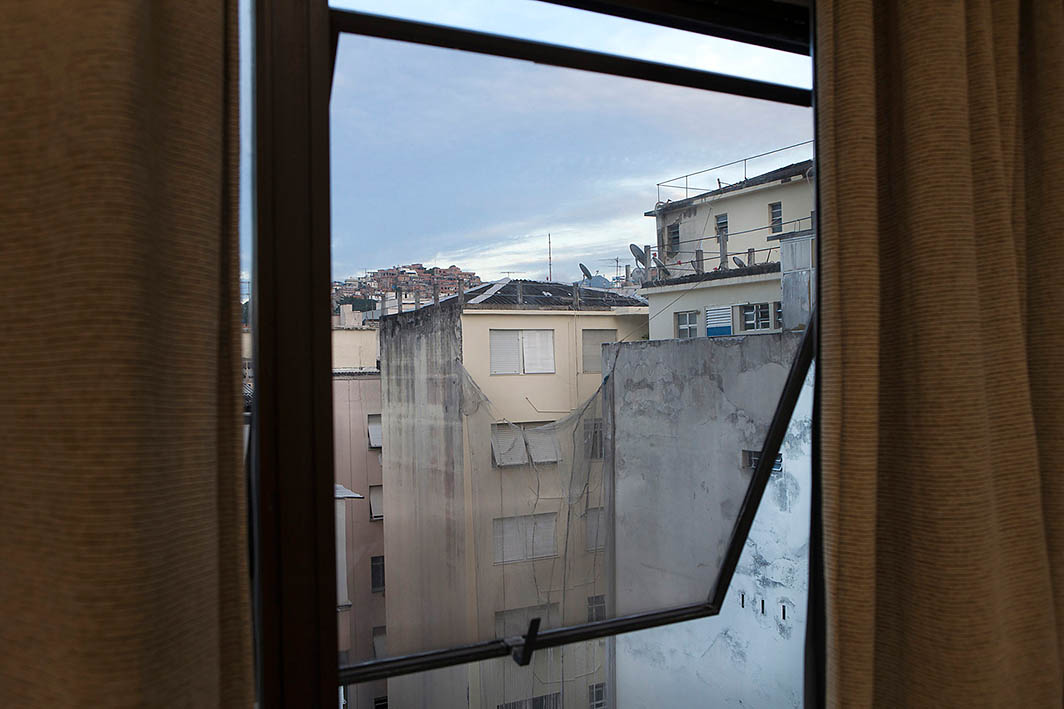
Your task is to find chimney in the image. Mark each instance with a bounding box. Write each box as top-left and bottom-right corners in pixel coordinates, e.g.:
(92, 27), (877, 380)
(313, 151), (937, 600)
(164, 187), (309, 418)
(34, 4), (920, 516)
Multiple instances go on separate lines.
(624, 264), (631, 284)
(747, 247), (755, 266)
(694, 249), (704, 274)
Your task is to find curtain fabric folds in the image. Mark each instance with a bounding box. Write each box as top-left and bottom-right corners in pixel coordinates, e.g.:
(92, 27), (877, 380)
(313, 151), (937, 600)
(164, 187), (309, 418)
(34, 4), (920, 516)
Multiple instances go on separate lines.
(1, 2), (252, 706)
(817, 0), (1064, 705)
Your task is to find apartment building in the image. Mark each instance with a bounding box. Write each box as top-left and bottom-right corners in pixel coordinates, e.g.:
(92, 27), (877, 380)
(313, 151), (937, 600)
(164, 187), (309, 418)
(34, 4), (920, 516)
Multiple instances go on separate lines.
(378, 280), (647, 709)
(641, 160), (816, 340)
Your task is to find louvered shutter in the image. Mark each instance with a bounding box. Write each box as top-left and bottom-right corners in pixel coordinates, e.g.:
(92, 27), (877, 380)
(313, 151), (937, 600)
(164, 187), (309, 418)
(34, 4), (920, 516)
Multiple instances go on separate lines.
(489, 329), (521, 374)
(581, 329), (616, 373)
(705, 306), (732, 336)
(520, 329), (555, 373)
(369, 485), (383, 520)
(524, 424), (559, 463)
(491, 423), (528, 466)
(494, 516), (526, 563)
(585, 507), (606, 551)
(367, 414), (383, 448)
(529, 513), (557, 558)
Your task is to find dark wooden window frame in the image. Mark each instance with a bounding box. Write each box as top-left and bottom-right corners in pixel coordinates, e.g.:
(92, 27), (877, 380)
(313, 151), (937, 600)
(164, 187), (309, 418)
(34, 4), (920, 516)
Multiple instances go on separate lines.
(252, 0), (822, 705)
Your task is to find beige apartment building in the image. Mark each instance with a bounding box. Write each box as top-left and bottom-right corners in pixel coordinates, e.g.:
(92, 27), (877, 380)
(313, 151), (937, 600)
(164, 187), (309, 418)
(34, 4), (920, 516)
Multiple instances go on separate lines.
(641, 159), (816, 340)
(379, 281), (647, 709)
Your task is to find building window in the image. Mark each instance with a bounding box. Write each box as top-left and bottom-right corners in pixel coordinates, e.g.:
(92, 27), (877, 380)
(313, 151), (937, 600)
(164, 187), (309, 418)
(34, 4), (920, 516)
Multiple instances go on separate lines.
(584, 418), (604, 460)
(589, 682), (607, 709)
(715, 213), (728, 239)
(769, 201), (783, 233)
(498, 693), (562, 709)
(372, 626), (387, 659)
(490, 422), (559, 466)
(489, 329), (556, 375)
(373, 698), (388, 709)
(371, 555), (385, 592)
(495, 602), (558, 638)
(587, 594), (606, 622)
(705, 305), (732, 337)
(666, 222), (680, 254)
(740, 303), (771, 331)
(774, 300), (783, 330)
(585, 507), (606, 551)
(743, 449), (783, 472)
(493, 512), (557, 563)
(367, 413), (382, 448)
(369, 484), (383, 520)
(581, 328), (616, 373)
(676, 310), (699, 338)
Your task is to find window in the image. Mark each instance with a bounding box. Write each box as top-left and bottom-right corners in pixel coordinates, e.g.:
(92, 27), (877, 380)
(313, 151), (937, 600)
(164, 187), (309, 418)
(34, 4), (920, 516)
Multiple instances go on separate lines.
(491, 422), (559, 466)
(493, 513), (557, 563)
(584, 418), (604, 460)
(587, 594), (606, 622)
(666, 223), (680, 255)
(676, 310), (699, 338)
(589, 683), (607, 709)
(489, 329), (556, 375)
(498, 693), (561, 709)
(769, 201), (783, 233)
(371, 555), (385, 592)
(367, 413), (382, 448)
(715, 213), (728, 238)
(740, 303), (771, 331)
(494, 602), (558, 637)
(706, 305), (732, 336)
(369, 485), (383, 521)
(581, 328), (616, 373)
(372, 626), (387, 659)
(373, 698), (388, 709)
(585, 507), (606, 551)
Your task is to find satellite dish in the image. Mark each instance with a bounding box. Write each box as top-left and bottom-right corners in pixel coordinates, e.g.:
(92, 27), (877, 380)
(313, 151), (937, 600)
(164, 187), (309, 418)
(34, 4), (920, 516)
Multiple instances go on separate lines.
(652, 256), (671, 278)
(579, 263), (593, 280)
(732, 256), (747, 268)
(629, 244), (647, 267)
(630, 267), (646, 285)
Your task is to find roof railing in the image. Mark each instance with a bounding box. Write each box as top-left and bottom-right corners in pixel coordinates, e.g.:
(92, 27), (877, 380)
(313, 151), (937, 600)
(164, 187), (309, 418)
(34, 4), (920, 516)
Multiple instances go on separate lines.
(656, 140), (814, 201)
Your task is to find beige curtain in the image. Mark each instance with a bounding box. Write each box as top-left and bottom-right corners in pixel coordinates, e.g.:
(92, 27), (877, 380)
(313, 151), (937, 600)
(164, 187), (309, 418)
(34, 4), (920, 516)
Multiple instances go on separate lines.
(0, 2), (251, 706)
(817, 0), (1064, 705)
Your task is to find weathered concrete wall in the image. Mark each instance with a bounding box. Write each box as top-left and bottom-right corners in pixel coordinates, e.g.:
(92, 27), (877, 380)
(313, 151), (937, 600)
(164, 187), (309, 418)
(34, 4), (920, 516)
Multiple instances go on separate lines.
(380, 303), (470, 708)
(604, 332), (809, 708)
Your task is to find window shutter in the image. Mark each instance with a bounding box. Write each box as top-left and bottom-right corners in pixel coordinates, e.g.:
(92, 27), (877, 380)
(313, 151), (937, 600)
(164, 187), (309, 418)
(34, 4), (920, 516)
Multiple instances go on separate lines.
(520, 329), (555, 373)
(367, 414), (383, 448)
(585, 507), (606, 551)
(372, 627), (387, 658)
(491, 423), (528, 466)
(493, 516), (525, 563)
(529, 512), (557, 558)
(524, 424), (559, 463)
(489, 329), (521, 374)
(705, 306), (732, 336)
(369, 485), (383, 519)
(581, 329), (616, 373)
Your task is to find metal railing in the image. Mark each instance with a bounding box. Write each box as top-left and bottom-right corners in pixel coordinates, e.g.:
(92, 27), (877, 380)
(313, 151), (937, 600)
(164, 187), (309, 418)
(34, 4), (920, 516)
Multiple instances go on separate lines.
(656, 140), (814, 201)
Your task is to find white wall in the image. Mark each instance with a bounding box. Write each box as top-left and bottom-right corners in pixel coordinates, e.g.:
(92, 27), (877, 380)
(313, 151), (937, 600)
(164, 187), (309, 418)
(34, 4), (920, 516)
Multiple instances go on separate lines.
(642, 273), (781, 340)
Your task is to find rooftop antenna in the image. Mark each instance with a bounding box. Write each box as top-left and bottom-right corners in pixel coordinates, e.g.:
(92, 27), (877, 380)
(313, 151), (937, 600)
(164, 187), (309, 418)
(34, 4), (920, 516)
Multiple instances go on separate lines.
(629, 243), (647, 268)
(548, 233), (552, 282)
(732, 256), (747, 268)
(579, 263), (592, 281)
(652, 255), (671, 278)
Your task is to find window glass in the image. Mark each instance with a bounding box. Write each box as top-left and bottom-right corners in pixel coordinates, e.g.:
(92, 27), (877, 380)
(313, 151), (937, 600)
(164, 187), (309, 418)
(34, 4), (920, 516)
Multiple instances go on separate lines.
(330, 23), (814, 708)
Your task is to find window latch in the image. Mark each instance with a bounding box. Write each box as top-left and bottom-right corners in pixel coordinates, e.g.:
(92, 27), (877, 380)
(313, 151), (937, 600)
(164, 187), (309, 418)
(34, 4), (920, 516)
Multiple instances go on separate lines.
(509, 617), (541, 667)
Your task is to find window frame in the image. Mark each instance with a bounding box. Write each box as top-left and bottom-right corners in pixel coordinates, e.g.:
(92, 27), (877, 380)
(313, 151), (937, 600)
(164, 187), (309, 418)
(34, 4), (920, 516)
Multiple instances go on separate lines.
(255, 0), (819, 701)
(676, 310), (699, 338)
(769, 201), (783, 233)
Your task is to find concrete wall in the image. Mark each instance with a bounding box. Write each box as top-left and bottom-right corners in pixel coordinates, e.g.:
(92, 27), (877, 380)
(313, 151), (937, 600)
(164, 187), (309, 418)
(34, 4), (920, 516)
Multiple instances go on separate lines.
(642, 274), (781, 340)
(603, 333), (809, 708)
(333, 373), (387, 709)
(460, 308), (647, 422)
(380, 303), (472, 708)
(655, 177), (814, 277)
(332, 327), (379, 370)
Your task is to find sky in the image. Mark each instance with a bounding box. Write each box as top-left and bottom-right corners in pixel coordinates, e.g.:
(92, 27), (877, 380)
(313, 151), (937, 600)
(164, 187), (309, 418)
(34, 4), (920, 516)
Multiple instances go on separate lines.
(241, 0), (813, 285)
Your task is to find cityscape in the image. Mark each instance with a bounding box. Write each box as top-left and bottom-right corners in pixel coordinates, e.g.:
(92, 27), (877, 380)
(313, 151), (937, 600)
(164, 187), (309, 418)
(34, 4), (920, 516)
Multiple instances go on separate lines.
(244, 148), (816, 709)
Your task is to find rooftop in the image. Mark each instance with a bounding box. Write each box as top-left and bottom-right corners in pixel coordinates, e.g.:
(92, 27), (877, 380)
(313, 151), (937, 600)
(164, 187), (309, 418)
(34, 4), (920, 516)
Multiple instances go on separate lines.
(645, 160), (814, 216)
(640, 261), (781, 289)
(460, 279), (646, 309)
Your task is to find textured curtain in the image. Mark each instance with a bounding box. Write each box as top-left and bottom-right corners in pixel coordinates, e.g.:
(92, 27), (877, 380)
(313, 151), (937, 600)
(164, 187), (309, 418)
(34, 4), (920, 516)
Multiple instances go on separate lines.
(1, 2), (251, 706)
(817, 0), (1064, 705)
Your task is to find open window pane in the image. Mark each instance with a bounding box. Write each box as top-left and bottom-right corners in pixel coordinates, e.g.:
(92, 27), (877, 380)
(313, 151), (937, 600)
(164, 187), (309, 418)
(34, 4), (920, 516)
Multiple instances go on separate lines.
(330, 18), (815, 704)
